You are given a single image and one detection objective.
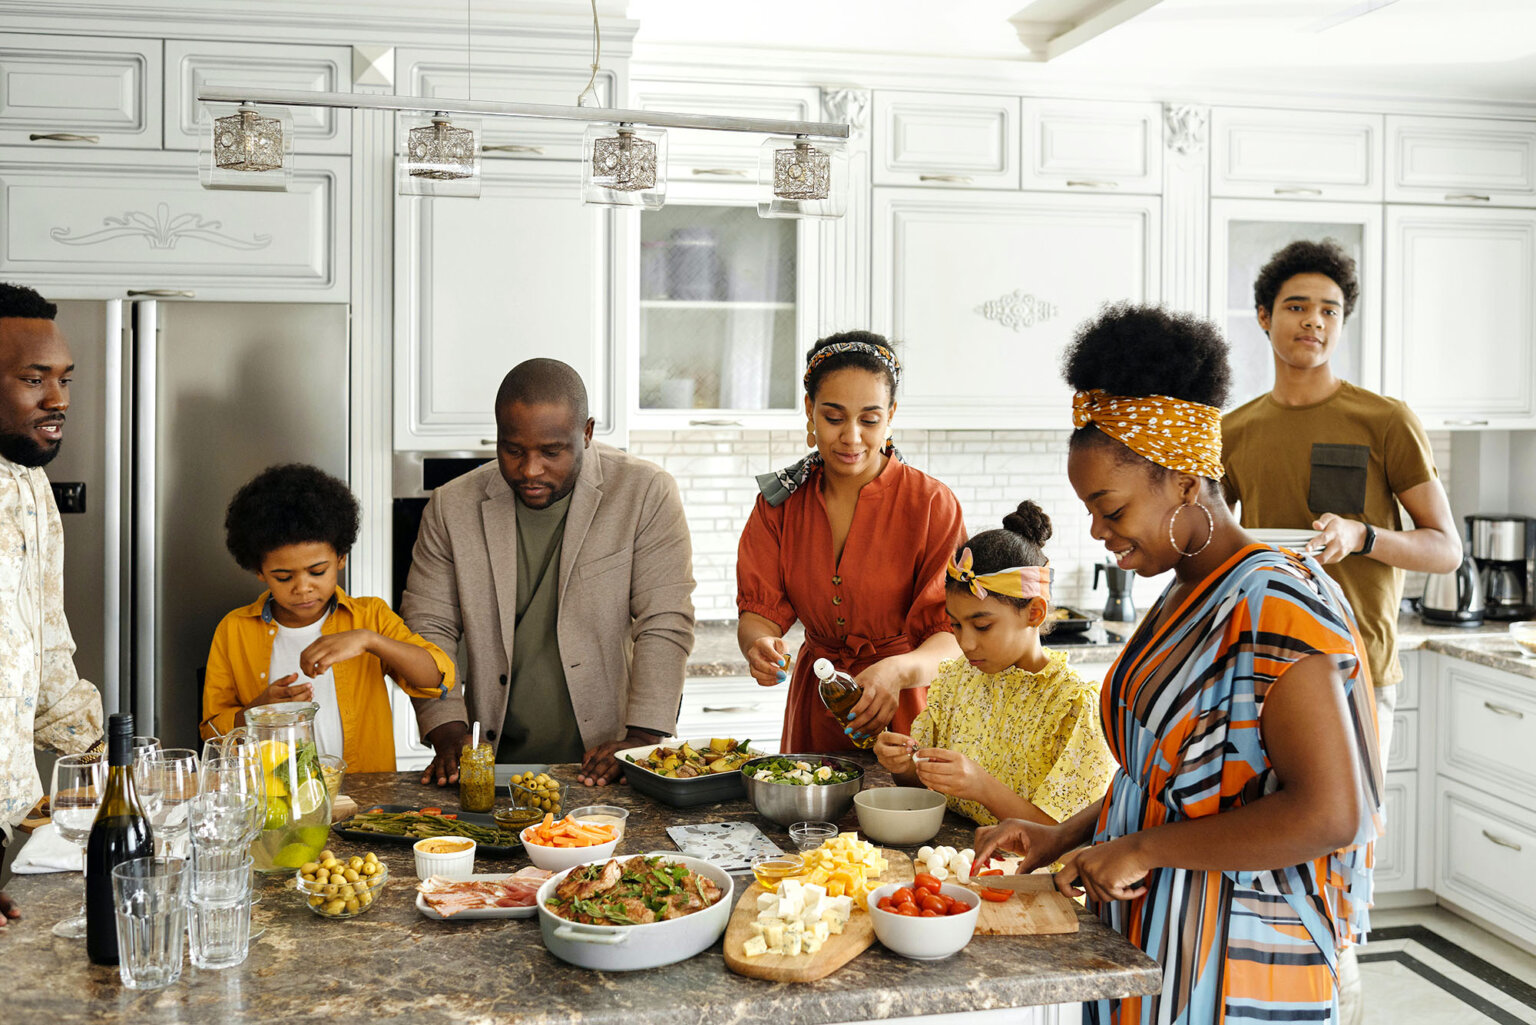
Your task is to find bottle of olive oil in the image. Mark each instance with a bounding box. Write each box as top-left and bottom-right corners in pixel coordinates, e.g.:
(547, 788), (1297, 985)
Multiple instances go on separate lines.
(814, 658), (874, 750)
(86, 712), (154, 965)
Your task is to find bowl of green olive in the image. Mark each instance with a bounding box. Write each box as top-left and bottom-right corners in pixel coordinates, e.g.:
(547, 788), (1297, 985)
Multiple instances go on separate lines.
(498, 773), (567, 822)
(295, 849), (388, 918)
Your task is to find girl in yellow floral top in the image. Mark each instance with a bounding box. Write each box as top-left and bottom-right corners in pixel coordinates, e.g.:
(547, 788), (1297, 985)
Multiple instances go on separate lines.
(875, 501), (1115, 826)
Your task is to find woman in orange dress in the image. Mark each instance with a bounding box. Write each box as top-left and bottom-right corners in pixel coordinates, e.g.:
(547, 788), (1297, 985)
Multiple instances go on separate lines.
(736, 331), (965, 753)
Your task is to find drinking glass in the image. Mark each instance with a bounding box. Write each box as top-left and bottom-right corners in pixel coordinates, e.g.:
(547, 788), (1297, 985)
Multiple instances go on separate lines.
(188, 792), (259, 853)
(138, 748), (198, 858)
(111, 857), (188, 990)
(187, 851), (253, 970)
(132, 736), (161, 758)
(49, 752), (104, 939)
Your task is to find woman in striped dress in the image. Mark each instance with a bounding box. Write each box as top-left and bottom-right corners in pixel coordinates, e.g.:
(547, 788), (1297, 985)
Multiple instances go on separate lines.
(976, 304), (1384, 1025)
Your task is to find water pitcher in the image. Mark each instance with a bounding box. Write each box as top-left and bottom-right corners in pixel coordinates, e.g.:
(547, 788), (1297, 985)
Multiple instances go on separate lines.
(224, 702), (332, 873)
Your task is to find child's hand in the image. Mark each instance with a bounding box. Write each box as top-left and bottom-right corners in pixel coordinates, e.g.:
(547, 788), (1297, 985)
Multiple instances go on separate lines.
(747, 636), (791, 687)
(250, 673), (313, 707)
(299, 630), (376, 677)
(874, 731), (915, 774)
(913, 748), (987, 803)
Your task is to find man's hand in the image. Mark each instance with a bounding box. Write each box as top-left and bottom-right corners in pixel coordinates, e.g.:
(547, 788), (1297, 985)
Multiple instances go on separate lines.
(747, 636), (791, 687)
(1309, 514), (1368, 565)
(299, 629), (376, 677)
(420, 721), (472, 786)
(249, 673), (314, 708)
(0, 889), (18, 927)
(579, 728), (659, 787)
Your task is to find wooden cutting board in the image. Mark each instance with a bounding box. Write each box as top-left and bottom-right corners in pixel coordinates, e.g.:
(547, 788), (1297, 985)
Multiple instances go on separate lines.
(723, 849), (914, 983)
(964, 873), (1079, 935)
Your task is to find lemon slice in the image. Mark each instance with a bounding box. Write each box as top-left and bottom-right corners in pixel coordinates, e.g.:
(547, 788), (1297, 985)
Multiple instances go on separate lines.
(259, 740), (291, 773)
(292, 778), (328, 817)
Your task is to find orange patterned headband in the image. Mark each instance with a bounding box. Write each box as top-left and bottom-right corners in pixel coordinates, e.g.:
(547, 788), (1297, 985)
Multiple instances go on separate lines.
(946, 548), (1052, 602)
(1071, 389), (1224, 480)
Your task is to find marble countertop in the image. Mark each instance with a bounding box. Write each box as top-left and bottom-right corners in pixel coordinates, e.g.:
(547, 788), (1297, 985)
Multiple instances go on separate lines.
(3, 763), (1160, 1025)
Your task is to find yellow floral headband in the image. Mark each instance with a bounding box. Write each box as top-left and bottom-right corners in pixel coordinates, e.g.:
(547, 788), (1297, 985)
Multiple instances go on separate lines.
(946, 548), (1052, 602)
(1071, 389), (1224, 480)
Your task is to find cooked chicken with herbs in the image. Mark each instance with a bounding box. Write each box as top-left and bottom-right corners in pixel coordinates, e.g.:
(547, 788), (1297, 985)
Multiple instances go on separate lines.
(545, 856), (723, 926)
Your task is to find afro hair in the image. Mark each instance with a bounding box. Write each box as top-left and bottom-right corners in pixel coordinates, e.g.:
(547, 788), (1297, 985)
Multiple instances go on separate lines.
(1252, 238), (1360, 321)
(224, 463), (360, 573)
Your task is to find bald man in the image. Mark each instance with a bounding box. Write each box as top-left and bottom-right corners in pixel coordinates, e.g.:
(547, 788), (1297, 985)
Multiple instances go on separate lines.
(403, 359), (696, 786)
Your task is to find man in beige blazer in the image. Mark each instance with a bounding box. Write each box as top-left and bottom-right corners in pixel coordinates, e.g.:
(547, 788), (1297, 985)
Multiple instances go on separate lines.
(403, 359), (695, 786)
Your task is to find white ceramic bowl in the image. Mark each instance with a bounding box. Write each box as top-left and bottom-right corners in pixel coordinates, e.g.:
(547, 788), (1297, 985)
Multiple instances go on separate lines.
(412, 835), (476, 880)
(1510, 620), (1536, 657)
(853, 786), (947, 845)
(567, 804), (630, 841)
(520, 826), (620, 872)
(866, 881), (981, 959)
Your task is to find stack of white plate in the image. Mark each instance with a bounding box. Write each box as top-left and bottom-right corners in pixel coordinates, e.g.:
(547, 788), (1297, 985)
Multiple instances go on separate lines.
(1250, 528), (1320, 552)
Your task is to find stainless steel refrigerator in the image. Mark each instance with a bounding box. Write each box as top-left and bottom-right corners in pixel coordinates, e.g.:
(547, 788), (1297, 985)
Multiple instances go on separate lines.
(46, 298), (349, 750)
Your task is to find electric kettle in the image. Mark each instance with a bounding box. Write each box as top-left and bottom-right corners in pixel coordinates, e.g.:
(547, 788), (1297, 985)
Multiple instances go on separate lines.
(1420, 553), (1486, 628)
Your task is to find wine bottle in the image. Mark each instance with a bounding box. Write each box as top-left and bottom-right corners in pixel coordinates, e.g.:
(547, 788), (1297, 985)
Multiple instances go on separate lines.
(814, 658), (875, 750)
(86, 711), (155, 965)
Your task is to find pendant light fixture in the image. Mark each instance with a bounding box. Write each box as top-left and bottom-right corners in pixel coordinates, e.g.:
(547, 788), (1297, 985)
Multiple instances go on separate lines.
(200, 101), (293, 191)
(582, 123), (667, 209)
(758, 135), (848, 219)
(397, 0), (483, 198)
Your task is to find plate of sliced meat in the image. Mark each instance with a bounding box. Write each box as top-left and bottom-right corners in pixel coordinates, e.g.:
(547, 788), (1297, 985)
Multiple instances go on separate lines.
(415, 868), (553, 920)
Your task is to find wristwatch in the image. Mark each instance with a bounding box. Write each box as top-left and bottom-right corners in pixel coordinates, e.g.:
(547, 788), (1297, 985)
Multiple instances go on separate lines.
(1355, 523), (1378, 556)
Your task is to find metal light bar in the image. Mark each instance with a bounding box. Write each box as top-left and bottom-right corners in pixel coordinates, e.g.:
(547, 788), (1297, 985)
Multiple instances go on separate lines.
(197, 88), (850, 140)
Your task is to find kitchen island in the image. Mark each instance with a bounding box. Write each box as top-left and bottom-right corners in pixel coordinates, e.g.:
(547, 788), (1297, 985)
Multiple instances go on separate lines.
(4, 763), (1159, 1025)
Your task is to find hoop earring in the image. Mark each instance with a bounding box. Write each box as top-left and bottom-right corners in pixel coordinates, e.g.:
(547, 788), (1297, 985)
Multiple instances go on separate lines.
(1167, 501), (1214, 558)
(806, 418), (817, 449)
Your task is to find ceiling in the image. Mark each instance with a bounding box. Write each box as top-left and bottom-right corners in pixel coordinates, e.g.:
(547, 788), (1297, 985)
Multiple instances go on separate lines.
(623, 0), (1536, 105)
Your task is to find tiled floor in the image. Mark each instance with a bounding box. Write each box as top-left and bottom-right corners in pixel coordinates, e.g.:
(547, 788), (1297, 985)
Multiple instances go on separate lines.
(1362, 907), (1536, 1025)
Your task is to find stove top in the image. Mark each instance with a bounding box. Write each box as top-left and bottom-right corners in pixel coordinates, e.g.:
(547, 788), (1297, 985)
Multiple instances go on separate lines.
(1049, 628), (1125, 646)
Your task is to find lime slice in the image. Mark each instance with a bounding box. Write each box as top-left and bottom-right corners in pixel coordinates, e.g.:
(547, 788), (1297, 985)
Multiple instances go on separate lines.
(273, 842), (316, 869)
(292, 778), (327, 817)
(264, 797), (290, 831)
(295, 824), (331, 849)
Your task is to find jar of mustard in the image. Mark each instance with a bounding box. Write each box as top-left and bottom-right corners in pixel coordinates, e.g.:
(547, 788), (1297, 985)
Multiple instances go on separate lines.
(458, 741), (495, 813)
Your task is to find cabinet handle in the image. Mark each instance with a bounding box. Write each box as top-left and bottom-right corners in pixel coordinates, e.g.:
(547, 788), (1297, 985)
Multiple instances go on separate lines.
(1482, 829), (1523, 852)
(691, 168), (748, 177)
(1273, 186), (1323, 196)
(701, 705), (765, 714)
(1483, 701), (1525, 719)
(1445, 193), (1491, 202)
(29, 132), (99, 143)
(919, 174), (974, 184)
(479, 439), (498, 446)
(688, 419), (742, 427)
(1444, 418), (1489, 426)
(126, 289), (196, 299)
(1066, 179), (1119, 189)
(481, 144), (545, 154)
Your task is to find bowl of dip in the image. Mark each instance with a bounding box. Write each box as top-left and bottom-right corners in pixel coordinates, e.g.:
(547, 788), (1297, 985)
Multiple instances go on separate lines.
(413, 835), (476, 880)
(567, 805), (630, 840)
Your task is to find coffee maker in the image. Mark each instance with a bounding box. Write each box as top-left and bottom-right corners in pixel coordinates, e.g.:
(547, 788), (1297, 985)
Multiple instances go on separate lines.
(1093, 561), (1136, 622)
(1466, 514), (1536, 621)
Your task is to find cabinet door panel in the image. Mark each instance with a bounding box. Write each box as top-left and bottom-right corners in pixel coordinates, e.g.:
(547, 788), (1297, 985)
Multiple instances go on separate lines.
(874, 91), (1020, 189)
(1436, 657), (1536, 809)
(1384, 206), (1536, 428)
(1021, 99), (1161, 194)
(630, 80), (819, 181)
(396, 163), (622, 449)
(1212, 108), (1382, 201)
(165, 40), (350, 154)
(1435, 779), (1536, 945)
(1374, 772), (1416, 892)
(873, 190), (1158, 428)
(1388, 115), (1536, 207)
(0, 148), (346, 300)
(0, 33), (160, 149)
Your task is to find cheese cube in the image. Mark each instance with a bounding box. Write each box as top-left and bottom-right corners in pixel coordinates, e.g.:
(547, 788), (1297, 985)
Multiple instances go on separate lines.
(749, 921), (766, 938)
(827, 895), (854, 922)
(783, 930), (803, 956)
(742, 936), (769, 957)
(757, 892), (780, 911)
(812, 920), (831, 944)
(765, 922), (785, 952)
(821, 909), (845, 935)
(756, 906), (780, 924)
(800, 897), (825, 927)
(803, 934), (824, 954)
(801, 883), (827, 905)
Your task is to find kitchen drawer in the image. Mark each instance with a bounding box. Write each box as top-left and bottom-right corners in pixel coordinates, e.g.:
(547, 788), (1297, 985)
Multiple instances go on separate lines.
(630, 79), (820, 182)
(1020, 99), (1162, 195)
(874, 90), (1020, 190)
(0, 147), (348, 301)
(1387, 708), (1418, 772)
(1211, 107), (1382, 201)
(164, 40), (351, 154)
(1374, 771), (1416, 893)
(403, 49), (617, 163)
(1434, 778), (1536, 945)
(0, 33), (161, 149)
(1437, 658), (1536, 812)
(1387, 115), (1536, 208)
(676, 676), (787, 752)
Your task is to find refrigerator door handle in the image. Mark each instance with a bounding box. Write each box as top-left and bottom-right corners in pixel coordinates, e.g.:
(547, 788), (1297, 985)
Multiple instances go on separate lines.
(132, 300), (158, 733)
(102, 300), (124, 715)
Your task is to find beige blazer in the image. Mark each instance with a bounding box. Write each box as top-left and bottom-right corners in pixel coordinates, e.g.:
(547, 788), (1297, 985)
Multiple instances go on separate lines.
(402, 442), (695, 752)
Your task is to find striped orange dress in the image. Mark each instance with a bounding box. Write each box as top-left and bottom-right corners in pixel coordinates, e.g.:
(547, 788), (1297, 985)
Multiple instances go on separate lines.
(1087, 544), (1384, 1025)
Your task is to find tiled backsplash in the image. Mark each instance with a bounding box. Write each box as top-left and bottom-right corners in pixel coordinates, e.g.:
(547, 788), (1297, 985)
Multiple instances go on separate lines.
(629, 428), (1455, 622)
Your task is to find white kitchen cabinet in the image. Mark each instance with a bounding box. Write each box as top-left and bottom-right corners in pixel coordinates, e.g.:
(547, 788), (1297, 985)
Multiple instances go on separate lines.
(1435, 656), (1536, 812)
(1387, 115), (1536, 208)
(629, 79), (820, 183)
(1435, 777), (1536, 948)
(1211, 108), (1383, 202)
(872, 188), (1159, 429)
(1374, 771), (1417, 893)
(394, 160), (625, 450)
(0, 146), (348, 300)
(163, 39), (351, 154)
(401, 48), (617, 163)
(873, 91), (1020, 190)
(1020, 99), (1162, 195)
(674, 676), (787, 753)
(0, 32), (161, 150)
(1209, 199), (1382, 410)
(1383, 205), (1536, 429)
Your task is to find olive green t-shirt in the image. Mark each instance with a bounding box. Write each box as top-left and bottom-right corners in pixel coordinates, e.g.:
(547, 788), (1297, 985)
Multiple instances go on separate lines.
(1221, 380), (1438, 687)
(497, 493), (585, 763)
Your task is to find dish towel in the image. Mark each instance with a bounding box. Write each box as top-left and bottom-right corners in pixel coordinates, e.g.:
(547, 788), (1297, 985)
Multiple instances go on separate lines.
(10, 822), (84, 874)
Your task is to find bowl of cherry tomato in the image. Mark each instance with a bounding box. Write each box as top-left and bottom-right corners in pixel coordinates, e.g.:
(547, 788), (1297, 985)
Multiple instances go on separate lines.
(866, 871), (981, 960)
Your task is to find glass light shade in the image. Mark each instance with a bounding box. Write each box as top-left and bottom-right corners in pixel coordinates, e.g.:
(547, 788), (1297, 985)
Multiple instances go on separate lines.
(397, 113), (482, 198)
(757, 136), (847, 219)
(582, 123), (667, 210)
(199, 103), (293, 191)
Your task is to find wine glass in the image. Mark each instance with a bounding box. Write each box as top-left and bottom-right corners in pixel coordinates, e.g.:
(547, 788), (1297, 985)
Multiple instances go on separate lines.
(132, 736), (161, 758)
(141, 748), (199, 858)
(49, 753), (104, 939)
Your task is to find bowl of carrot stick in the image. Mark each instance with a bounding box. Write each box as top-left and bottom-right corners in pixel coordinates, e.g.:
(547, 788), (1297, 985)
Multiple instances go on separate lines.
(520, 813), (621, 871)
